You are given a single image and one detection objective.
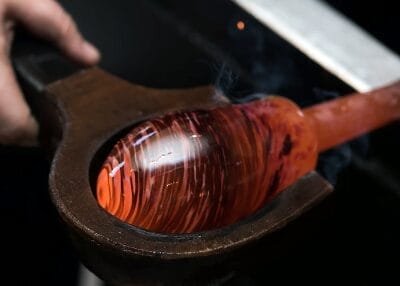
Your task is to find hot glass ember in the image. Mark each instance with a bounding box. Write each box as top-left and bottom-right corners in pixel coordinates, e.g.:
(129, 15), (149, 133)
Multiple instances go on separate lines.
(96, 83), (400, 234)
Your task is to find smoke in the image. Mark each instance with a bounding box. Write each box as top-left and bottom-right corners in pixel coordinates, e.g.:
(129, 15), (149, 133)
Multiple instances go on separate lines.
(214, 62), (238, 96)
(223, 14), (297, 101)
(209, 10), (371, 185)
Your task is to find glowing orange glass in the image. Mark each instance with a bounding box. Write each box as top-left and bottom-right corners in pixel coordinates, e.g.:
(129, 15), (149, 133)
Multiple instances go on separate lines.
(97, 83), (400, 234)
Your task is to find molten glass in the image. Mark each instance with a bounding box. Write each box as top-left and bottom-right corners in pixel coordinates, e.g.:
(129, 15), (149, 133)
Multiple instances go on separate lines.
(97, 83), (400, 234)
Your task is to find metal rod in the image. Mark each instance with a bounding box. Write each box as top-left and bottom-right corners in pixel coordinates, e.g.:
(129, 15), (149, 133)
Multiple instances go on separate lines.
(232, 0), (400, 92)
(77, 264), (104, 286)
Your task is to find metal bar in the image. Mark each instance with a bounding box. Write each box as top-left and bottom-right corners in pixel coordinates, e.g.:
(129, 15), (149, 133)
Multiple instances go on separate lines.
(232, 0), (400, 92)
(77, 264), (104, 286)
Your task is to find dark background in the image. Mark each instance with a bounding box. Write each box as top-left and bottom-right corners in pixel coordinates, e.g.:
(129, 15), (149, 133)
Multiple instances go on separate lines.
(1, 1), (399, 285)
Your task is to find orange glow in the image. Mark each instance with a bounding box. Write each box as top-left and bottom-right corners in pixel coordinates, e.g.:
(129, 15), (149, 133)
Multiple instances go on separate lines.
(96, 80), (400, 234)
(236, 20), (245, 30)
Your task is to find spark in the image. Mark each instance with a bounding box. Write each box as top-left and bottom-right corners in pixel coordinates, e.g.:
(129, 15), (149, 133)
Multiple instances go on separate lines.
(236, 20), (245, 30)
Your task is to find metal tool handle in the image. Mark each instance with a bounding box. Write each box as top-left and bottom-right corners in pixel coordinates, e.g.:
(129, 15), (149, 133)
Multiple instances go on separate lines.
(232, 0), (400, 92)
(11, 31), (83, 153)
(12, 30), (81, 94)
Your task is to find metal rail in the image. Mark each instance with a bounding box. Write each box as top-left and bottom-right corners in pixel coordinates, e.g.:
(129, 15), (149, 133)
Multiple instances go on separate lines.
(232, 0), (400, 92)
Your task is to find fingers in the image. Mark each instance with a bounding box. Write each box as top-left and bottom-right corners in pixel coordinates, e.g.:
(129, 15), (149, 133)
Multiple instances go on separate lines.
(0, 53), (38, 146)
(0, 0), (99, 145)
(7, 0), (100, 66)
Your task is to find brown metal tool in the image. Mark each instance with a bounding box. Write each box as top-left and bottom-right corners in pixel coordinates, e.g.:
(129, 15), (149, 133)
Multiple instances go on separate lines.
(14, 46), (332, 284)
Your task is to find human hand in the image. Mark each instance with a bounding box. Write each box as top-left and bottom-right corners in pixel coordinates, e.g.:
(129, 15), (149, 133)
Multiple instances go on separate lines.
(0, 0), (100, 146)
